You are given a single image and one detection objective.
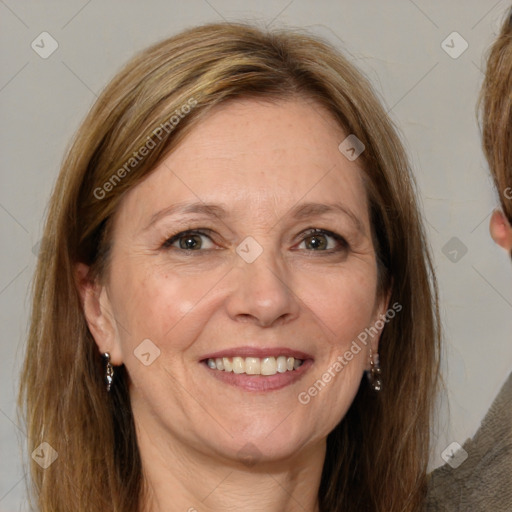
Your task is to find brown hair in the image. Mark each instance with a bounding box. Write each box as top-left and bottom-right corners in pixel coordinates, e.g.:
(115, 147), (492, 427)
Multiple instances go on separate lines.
(18, 22), (440, 511)
(480, 7), (512, 224)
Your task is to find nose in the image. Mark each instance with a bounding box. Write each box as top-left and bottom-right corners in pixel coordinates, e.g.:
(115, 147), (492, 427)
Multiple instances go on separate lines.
(225, 246), (300, 328)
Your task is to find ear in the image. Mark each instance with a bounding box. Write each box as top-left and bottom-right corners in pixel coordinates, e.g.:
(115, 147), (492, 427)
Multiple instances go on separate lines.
(490, 209), (512, 252)
(76, 263), (124, 365)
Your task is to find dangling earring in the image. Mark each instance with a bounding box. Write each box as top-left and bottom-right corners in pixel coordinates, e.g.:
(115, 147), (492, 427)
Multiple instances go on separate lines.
(367, 348), (382, 392)
(103, 352), (114, 392)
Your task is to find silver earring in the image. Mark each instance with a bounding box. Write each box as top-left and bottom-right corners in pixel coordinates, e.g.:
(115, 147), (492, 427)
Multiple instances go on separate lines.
(103, 352), (114, 392)
(367, 348), (382, 392)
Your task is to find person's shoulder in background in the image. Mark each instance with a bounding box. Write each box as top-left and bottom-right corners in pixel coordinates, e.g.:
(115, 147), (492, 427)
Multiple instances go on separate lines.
(425, 372), (512, 511)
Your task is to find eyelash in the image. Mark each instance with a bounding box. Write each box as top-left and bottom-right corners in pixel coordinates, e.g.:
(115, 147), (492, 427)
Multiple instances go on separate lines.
(300, 228), (349, 252)
(162, 228), (349, 254)
(162, 229), (215, 251)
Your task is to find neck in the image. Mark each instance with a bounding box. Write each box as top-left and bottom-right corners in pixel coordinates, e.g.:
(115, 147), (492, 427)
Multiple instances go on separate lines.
(137, 421), (325, 512)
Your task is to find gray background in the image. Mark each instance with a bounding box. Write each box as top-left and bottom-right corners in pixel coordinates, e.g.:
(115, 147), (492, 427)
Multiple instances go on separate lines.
(1, 0), (512, 509)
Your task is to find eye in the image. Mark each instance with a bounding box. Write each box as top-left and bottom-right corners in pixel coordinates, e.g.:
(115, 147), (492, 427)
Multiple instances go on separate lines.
(163, 230), (216, 251)
(297, 229), (348, 252)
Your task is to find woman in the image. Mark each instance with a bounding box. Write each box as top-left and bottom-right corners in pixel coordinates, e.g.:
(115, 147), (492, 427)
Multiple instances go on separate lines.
(18, 23), (440, 511)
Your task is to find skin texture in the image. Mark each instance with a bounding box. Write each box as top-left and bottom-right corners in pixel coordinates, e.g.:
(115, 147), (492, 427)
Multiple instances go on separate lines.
(79, 98), (389, 512)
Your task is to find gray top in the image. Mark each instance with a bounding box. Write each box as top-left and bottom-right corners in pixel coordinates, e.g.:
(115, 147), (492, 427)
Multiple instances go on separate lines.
(425, 372), (512, 511)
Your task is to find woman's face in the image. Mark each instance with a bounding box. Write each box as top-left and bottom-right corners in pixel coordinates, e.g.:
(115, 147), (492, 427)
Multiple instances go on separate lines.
(87, 97), (388, 465)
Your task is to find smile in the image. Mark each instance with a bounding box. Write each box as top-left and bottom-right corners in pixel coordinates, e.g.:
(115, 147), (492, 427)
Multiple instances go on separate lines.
(200, 347), (313, 391)
(206, 356), (304, 375)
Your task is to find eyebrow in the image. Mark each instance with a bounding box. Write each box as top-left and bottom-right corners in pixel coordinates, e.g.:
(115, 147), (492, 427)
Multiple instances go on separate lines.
(144, 200), (364, 233)
(145, 202), (229, 230)
(286, 202), (364, 233)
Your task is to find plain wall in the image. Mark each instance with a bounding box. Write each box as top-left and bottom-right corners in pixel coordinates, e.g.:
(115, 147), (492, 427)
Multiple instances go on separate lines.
(1, 0), (511, 509)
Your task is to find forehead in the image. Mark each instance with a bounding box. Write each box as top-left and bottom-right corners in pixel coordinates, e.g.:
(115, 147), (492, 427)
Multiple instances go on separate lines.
(115, 97), (369, 229)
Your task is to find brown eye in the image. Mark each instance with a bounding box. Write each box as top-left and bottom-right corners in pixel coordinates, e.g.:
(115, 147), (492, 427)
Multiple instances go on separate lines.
(163, 230), (215, 251)
(178, 234), (202, 250)
(304, 233), (328, 250)
(298, 229), (348, 252)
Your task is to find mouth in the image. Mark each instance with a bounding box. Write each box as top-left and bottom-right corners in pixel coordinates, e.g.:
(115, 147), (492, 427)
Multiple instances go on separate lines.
(204, 355), (304, 375)
(200, 347), (313, 392)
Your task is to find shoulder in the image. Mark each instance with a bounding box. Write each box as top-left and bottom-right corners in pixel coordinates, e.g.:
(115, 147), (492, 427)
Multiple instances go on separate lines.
(425, 372), (512, 511)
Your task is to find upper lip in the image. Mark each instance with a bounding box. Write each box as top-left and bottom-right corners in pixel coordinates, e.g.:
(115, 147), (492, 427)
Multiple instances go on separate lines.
(200, 346), (314, 361)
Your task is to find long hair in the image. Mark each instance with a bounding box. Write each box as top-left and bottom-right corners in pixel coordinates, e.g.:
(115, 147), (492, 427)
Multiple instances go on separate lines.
(18, 22), (440, 511)
(480, 7), (512, 225)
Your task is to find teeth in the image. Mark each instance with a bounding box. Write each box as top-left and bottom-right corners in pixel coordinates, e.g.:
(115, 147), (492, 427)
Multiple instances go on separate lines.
(261, 357), (276, 375)
(206, 356), (304, 375)
(222, 357), (233, 372)
(233, 357), (244, 374)
(245, 357), (260, 375)
(276, 356), (287, 373)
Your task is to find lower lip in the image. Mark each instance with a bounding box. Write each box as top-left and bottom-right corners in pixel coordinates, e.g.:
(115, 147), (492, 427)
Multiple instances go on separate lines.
(201, 359), (313, 392)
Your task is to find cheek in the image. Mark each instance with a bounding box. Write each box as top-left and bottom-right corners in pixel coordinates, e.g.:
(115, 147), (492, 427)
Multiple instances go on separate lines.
(108, 260), (226, 356)
(295, 265), (379, 346)
(291, 266), (377, 421)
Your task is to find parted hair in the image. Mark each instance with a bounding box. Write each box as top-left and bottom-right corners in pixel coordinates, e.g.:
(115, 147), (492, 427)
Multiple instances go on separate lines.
(18, 22), (440, 512)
